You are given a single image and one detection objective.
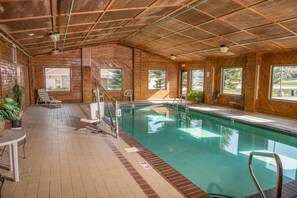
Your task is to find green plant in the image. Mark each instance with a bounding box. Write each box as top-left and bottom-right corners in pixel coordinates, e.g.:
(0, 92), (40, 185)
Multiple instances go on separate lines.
(0, 97), (21, 120)
(13, 82), (23, 110)
(187, 91), (203, 103)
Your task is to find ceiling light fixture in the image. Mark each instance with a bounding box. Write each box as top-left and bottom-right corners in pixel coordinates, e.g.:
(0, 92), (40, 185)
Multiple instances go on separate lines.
(171, 54), (177, 60)
(52, 48), (59, 55)
(220, 45), (229, 53)
(28, 33), (35, 37)
(49, 32), (60, 42)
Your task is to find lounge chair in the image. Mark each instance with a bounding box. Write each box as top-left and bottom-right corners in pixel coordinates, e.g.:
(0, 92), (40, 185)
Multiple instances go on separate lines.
(36, 89), (62, 107)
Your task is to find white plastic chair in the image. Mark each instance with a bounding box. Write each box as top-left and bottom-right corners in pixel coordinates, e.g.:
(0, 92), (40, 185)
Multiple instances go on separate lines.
(123, 89), (133, 101)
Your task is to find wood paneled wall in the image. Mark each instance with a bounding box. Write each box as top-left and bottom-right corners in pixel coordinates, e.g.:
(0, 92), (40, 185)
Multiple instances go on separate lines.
(31, 49), (82, 103)
(134, 50), (179, 100)
(258, 50), (297, 117)
(90, 44), (133, 101)
(0, 39), (29, 107)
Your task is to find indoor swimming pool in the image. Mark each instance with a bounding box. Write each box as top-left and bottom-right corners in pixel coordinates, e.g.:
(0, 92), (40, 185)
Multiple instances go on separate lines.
(119, 104), (297, 198)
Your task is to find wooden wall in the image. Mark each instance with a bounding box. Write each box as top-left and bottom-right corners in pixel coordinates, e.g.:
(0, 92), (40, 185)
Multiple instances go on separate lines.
(90, 44), (133, 101)
(258, 50), (297, 117)
(31, 49), (82, 103)
(134, 50), (179, 100)
(0, 39), (30, 107)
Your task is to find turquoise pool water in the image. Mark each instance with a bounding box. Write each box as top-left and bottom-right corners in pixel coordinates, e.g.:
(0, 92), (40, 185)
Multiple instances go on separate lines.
(119, 105), (297, 198)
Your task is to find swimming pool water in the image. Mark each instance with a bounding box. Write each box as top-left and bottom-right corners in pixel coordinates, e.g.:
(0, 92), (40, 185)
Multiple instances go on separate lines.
(119, 105), (297, 198)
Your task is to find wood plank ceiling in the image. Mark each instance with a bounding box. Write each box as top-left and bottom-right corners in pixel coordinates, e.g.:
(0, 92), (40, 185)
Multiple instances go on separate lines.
(1, 0), (297, 61)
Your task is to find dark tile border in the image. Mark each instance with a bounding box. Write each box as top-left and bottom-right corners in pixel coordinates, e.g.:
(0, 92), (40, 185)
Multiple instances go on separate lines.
(119, 130), (210, 198)
(104, 138), (160, 198)
(246, 180), (297, 198)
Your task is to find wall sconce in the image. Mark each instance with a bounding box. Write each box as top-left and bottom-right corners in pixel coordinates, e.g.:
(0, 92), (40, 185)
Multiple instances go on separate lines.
(181, 63), (186, 67)
(49, 32), (60, 42)
(220, 45), (229, 53)
(171, 54), (177, 60)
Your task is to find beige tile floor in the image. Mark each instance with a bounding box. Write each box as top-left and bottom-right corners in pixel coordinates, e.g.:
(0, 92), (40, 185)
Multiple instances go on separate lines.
(1, 104), (182, 198)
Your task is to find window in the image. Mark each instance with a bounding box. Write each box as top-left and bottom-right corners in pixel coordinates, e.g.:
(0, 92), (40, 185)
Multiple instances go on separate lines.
(271, 65), (297, 101)
(148, 70), (166, 90)
(222, 68), (242, 95)
(100, 68), (122, 90)
(45, 68), (71, 91)
(191, 69), (204, 91)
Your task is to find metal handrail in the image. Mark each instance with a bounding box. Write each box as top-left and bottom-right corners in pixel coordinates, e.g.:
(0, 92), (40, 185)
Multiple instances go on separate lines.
(248, 152), (283, 198)
(91, 76), (119, 138)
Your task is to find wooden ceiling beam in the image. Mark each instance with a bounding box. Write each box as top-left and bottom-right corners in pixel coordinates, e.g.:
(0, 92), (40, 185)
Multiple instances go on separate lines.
(0, 15), (52, 23)
(78, 0), (117, 46)
(119, 0), (205, 44)
(50, 0), (57, 32)
(231, 0), (297, 34)
(97, 0), (159, 45)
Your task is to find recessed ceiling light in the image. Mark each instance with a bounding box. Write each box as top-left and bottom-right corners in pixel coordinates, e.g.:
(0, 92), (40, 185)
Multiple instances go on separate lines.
(28, 33), (34, 36)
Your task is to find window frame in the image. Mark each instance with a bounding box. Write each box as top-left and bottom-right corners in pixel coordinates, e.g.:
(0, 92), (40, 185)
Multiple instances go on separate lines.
(100, 68), (123, 91)
(148, 69), (167, 90)
(270, 64), (297, 103)
(221, 67), (243, 96)
(191, 69), (205, 91)
(44, 67), (72, 92)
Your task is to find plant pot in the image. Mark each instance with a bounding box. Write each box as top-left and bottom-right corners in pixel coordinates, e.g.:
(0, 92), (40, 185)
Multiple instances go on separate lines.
(11, 119), (22, 128)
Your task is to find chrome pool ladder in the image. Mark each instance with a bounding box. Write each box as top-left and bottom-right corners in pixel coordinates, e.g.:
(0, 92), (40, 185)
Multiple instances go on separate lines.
(248, 151), (283, 198)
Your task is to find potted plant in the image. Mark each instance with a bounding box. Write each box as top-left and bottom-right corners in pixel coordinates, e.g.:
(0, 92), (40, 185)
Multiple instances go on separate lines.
(13, 82), (23, 117)
(0, 97), (21, 128)
(187, 91), (204, 104)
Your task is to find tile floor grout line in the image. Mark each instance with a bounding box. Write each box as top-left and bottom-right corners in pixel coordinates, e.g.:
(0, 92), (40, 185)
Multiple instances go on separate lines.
(104, 138), (160, 198)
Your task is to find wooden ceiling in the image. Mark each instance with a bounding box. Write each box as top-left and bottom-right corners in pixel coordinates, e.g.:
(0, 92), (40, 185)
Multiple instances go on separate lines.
(1, 0), (297, 61)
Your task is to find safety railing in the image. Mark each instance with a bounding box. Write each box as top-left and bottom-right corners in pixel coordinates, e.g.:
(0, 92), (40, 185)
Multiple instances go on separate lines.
(248, 151), (283, 198)
(92, 77), (120, 138)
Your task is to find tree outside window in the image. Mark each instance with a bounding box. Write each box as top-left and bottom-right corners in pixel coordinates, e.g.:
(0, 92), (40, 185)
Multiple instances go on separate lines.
(45, 68), (71, 91)
(100, 69), (122, 90)
(271, 66), (297, 101)
(222, 68), (242, 95)
(148, 70), (166, 90)
(191, 69), (204, 91)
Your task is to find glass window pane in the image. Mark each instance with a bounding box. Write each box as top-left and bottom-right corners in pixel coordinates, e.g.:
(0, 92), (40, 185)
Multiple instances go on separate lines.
(45, 68), (71, 92)
(222, 68), (242, 95)
(148, 70), (166, 90)
(100, 69), (122, 90)
(271, 66), (297, 101)
(191, 69), (204, 91)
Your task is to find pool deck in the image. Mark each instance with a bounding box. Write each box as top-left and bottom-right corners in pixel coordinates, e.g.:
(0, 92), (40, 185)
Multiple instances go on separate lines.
(1, 102), (296, 198)
(120, 100), (297, 136)
(1, 104), (185, 198)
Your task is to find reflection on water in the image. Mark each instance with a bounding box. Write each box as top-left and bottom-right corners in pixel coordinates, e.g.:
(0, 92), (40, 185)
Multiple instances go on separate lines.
(119, 105), (297, 198)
